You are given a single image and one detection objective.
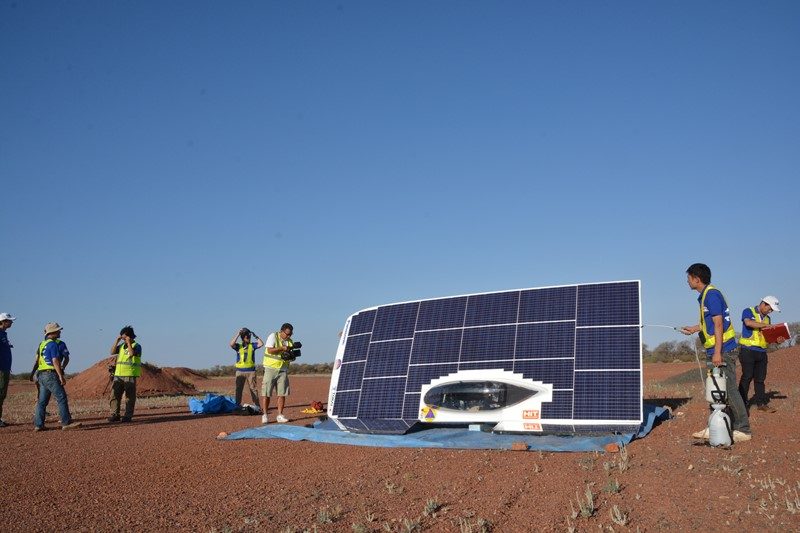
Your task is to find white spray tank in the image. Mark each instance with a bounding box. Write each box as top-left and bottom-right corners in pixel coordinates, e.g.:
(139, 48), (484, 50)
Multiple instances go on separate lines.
(708, 402), (733, 447)
(705, 366), (727, 403)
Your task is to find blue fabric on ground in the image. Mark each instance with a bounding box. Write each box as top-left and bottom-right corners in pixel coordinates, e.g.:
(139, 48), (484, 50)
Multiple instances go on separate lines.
(189, 393), (238, 414)
(224, 403), (670, 452)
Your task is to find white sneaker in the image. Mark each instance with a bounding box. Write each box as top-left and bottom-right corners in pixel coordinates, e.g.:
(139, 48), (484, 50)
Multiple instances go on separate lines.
(692, 428), (710, 439)
(261, 414), (269, 424)
(732, 430), (752, 442)
(276, 414), (289, 423)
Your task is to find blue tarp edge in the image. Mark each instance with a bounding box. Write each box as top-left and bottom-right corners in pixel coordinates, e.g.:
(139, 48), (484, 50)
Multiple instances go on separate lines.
(223, 402), (671, 452)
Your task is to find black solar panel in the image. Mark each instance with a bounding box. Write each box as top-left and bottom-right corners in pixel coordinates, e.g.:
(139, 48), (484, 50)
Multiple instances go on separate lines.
(328, 281), (642, 434)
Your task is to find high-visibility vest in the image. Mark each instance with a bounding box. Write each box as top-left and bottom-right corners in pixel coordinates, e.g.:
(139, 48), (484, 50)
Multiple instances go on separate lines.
(36, 339), (63, 371)
(739, 306), (770, 349)
(114, 342), (141, 378)
(263, 332), (292, 368)
(235, 343), (255, 370)
(699, 285), (737, 349)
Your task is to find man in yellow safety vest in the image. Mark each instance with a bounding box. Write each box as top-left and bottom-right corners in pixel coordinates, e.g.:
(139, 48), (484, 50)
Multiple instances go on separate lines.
(33, 322), (81, 431)
(738, 295), (781, 413)
(260, 323), (296, 424)
(681, 263), (751, 442)
(229, 327), (264, 408)
(108, 325), (142, 423)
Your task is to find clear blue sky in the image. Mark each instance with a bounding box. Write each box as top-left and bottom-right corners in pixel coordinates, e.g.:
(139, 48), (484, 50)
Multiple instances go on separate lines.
(2, 2), (798, 373)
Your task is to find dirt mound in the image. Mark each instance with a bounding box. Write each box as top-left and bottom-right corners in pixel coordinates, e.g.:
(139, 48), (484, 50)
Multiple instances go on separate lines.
(66, 356), (197, 399)
(162, 367), (207, 385)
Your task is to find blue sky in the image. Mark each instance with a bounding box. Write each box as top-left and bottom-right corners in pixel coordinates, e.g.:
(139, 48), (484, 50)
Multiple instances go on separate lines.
(2, 1), (798, 373)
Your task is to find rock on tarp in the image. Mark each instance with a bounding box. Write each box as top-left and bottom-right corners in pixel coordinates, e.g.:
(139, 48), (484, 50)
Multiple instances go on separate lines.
(188, 393), (238, 414)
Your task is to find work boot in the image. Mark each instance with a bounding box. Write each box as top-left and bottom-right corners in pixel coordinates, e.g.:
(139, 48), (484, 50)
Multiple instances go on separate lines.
(692, 427), (710, 440)
(34, 426), (44, 432)
(732, 430), (752, 442)
(756, 404), (776, 413)
(61, 422), (82, 430)
(120, 416), (132, 423)
(108, 415), (121, 423)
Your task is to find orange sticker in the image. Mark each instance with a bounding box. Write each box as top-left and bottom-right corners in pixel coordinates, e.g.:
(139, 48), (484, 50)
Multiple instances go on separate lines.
(522, 409), (540, 420)
(523, 423), (542, 431)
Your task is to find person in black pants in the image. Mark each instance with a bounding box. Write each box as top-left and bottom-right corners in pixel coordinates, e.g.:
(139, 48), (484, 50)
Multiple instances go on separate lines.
(738, 296), (781, 412)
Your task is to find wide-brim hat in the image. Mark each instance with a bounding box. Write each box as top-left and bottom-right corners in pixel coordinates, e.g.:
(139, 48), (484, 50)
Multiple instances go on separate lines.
(44, 322), (63, 334)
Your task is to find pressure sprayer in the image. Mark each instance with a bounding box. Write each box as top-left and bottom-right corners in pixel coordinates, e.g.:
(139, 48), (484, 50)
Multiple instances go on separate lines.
(704, 365), (727, 403)
(643, 324), (733, 446)
(708, 390), (733, 447)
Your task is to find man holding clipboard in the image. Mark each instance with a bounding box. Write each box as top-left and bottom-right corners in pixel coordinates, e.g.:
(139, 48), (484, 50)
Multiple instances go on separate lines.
(738, 295), (787, 413)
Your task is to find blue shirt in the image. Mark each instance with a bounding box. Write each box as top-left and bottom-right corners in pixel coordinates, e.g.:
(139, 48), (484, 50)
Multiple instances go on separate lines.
(740, 306), (769, 352)
(0, 330), (11, 372)
(41, 339), (70, 367)
(698, 288), (737, 355)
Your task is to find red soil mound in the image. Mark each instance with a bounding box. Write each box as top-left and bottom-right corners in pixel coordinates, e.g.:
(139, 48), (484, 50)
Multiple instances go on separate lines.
(66, 356), (197, 399)
(162, 367), (207, 385)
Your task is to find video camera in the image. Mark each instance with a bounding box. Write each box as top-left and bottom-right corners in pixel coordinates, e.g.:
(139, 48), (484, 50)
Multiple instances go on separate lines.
(282, 341), (302, 361)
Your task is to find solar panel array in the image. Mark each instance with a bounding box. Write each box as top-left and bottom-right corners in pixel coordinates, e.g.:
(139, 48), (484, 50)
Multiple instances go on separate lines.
(329, 281), (642, 434)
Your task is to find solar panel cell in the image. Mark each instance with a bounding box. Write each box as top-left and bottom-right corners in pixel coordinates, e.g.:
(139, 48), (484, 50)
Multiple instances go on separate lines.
(349, 310), (377, 336)
(363, 340), (413, 378)
(575, 327), (640, 370)
(459, 325), (515, 362)
(465, 292), (519, 326)
(515, 322), (575, 359)
(371, 302), (419, 341)
(336, 361), (367, 391)
(341, 334), (370, 363)
(542, 390), (574, 419)
(416, 296), (467, 331)
(409, 330), (462, 365)
(331, 390), (360, 417)
(519, 286), (576, 322)
(577, 282), (639, 327)
(406, 363), (459, 392)
(359, 377), (406, 418)
(573, 371), (640, 420)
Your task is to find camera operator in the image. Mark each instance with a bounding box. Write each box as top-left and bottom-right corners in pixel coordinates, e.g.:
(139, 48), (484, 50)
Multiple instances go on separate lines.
(108, 325), (141, 423)
(260, 323), (297, 424)
(229, 327), (263, 408)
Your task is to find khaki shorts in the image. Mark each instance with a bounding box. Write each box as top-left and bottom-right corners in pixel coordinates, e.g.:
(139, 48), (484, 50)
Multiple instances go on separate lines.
(261, 366), (289, 397)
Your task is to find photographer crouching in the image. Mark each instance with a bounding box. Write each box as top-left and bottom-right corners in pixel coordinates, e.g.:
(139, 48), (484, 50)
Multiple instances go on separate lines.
(259, 323), (301, 424)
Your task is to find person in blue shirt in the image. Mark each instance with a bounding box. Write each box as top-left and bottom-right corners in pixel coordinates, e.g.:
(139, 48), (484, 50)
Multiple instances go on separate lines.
(33, 322), (81, 431)
(0, 312), (16, 427)
(681, 263), (751, 442)
(738, 295), (781, 413)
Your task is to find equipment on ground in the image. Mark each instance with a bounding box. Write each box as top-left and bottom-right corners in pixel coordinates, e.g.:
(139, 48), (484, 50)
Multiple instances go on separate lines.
(704, 366), (727, 403)
(327, 280), (643, 434)
(708, 402), (733, 446)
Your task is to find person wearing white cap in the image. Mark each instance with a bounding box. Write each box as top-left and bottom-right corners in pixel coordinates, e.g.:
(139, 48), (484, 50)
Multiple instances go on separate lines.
(738, 295), (781, 413)
(33, 322), (81, 431)
(0, 312), (16, 427)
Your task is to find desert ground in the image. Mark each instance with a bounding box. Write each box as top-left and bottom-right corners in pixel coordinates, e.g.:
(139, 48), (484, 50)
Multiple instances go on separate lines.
(2, 347), (799, 532)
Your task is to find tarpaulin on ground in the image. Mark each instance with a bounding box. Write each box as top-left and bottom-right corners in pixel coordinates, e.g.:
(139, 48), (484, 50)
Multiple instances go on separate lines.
(223, 403), (670, 452)
(188, 393), (238, 414)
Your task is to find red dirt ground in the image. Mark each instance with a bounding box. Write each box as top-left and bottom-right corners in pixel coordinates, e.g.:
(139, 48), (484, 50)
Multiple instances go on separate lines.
(2, 348), (800, 532)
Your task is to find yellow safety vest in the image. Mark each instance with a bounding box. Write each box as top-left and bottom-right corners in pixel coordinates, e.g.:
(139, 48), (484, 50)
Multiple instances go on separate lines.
(699, 285), (737, 349)
(235, 343), (255, 370)
(36, 339), (63, 371)
(263, 332), (292, 370)
(114, 342), (142, 378)
(738, 306), (770, 349)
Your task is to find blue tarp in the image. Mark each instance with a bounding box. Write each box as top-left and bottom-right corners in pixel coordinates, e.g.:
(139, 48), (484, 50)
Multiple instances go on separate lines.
(224, 403), (670, 452)
(189, 393), (238, 414)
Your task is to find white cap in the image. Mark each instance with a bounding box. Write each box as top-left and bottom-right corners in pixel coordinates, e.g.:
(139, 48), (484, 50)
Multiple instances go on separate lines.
(761, 295), (780, 312)
(0, 313), (16, 322)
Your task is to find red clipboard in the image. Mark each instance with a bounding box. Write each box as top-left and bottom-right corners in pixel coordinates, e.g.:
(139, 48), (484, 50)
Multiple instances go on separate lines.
(761, 323), (790, 344)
